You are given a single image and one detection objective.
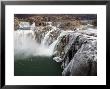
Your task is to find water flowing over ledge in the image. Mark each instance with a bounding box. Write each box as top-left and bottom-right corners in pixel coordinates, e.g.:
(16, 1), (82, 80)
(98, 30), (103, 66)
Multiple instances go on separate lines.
(14, 21), (97, 76)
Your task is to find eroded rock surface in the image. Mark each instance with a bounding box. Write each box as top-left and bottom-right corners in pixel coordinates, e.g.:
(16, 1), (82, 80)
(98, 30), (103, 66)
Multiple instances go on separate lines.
(53, 28), (97, 76)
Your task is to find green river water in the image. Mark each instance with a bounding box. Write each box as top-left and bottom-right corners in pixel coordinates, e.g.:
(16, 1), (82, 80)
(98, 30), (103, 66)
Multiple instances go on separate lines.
(14, 56), (62, 76)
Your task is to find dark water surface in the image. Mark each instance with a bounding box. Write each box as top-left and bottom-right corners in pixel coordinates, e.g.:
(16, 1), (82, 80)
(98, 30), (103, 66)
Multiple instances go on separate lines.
(14, 56), (62, 76)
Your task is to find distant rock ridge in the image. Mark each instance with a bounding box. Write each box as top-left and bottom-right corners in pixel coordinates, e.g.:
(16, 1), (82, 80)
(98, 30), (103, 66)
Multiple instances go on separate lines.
(14, 15), (97, 30)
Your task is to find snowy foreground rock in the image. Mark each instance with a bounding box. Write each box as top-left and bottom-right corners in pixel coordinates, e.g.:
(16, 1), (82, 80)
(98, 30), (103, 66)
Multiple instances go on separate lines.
(53, 28), (97, 76)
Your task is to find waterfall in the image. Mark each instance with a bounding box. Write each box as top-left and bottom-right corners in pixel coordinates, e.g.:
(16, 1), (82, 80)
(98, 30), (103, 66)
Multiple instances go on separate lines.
(14, 30), (37, 58)
(41, 26), (57, 46)
(14, 22), (60, 58)
(41, 30), (53, 46)
(41, 22), (57, 46)
(15, 21), (79, 59)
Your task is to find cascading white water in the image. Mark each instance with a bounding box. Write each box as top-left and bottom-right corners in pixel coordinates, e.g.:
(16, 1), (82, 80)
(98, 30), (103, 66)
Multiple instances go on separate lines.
(15, 21), (92, 59)
(14, 22), (60, 58)
(41, 25), (58, 46)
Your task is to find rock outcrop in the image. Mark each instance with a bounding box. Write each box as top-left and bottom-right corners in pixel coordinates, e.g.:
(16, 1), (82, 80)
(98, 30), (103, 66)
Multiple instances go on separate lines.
(53, 28), (97, 76)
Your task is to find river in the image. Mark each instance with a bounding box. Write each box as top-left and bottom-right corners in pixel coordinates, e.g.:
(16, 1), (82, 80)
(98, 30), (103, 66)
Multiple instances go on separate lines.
(14, 56), (62, 76)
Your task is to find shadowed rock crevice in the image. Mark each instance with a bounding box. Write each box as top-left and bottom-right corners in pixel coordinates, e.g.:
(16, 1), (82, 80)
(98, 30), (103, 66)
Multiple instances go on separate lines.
(53, 29), (97, 76)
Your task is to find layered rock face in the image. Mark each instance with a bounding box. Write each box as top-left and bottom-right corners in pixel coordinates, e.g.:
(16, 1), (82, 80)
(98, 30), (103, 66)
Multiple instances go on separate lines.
(53, 28), (97, 76)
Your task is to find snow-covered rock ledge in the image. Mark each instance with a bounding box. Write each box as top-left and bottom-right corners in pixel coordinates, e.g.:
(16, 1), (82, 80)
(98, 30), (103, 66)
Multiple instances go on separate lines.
(53, 28), (97, 76)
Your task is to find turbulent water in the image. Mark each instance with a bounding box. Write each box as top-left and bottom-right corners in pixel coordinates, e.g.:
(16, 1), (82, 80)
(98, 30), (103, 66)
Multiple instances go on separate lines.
(14, 22), (63, 76)
(14, 22), (97, 76)
(14, 22), (59, 58)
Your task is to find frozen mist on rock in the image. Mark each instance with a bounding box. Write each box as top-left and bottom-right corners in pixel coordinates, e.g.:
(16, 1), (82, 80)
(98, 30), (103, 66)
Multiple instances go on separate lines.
(14, 21), (97, 76)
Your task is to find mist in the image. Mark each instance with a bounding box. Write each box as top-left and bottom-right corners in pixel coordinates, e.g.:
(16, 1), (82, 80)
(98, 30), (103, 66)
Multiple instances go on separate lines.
(14, 30), (55, 59)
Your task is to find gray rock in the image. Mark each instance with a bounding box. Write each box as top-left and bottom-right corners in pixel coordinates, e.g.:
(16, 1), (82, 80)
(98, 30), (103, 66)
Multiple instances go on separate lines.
(53, 28), (97, 76)
(62, 41), (97, 76)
